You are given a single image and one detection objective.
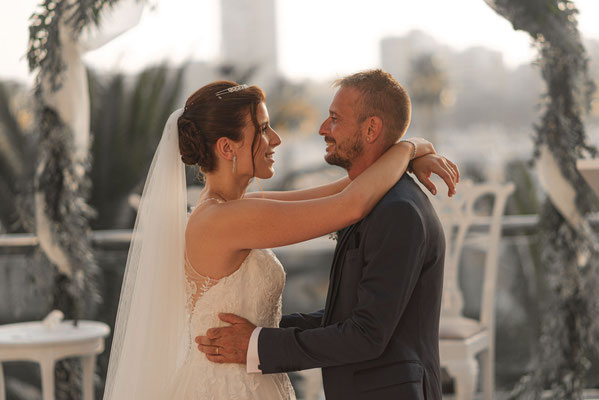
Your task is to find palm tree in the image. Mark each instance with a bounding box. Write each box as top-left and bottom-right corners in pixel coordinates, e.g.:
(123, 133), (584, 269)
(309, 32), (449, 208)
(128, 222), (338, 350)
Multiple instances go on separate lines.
(87, 64), (185, 229)
(0, 65), (192, 233)
(408, 53), (448, 143)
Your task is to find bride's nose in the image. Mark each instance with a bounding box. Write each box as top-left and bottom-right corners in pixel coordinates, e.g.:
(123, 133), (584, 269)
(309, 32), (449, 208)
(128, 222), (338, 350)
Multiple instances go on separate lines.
(269, 129), (282, 147)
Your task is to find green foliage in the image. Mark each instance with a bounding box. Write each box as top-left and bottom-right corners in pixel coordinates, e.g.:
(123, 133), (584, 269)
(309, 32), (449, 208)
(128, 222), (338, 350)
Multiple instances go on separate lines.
(88, 64), (185, 229)
(0, 82), (37, 233)
(35, 105), (99, 315)
(486, 0), (599, 398)
(504, 160), (542, 216)
(408, 54), (447, 107)
(217, 64), (320, 134)
(0, 63), (186, 232)
(27, 0), (122, 90)
(267, 79), (320, 133)
(27, 2), (128, 396)
(34, 102), (99, 400)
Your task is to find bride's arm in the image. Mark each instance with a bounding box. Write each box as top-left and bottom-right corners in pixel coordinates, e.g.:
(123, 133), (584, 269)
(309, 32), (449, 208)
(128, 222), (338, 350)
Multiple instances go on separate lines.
(244, 177), (351, 201)
(188, 140), (457, 251)
(244, 141), (459, 202)
(244, 153), (460, 201)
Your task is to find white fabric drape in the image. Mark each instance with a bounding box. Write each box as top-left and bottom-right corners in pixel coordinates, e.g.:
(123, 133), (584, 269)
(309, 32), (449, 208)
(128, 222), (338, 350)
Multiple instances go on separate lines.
(36, 0), (144, 276)
(537, 144), (586, 231)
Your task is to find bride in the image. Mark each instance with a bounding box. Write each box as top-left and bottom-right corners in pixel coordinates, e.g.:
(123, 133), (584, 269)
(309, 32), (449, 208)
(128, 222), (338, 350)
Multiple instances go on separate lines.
(103, 81), (458, 399)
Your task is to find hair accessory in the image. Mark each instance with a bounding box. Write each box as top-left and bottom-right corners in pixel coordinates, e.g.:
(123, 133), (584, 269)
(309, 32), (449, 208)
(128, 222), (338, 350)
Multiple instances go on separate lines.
(216, 84), (249, 99)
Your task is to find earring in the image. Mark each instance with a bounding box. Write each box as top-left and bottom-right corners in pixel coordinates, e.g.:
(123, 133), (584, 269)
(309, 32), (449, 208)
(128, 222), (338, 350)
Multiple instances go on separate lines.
(232, 155), (237, 174)
(366, 137), (371, 142)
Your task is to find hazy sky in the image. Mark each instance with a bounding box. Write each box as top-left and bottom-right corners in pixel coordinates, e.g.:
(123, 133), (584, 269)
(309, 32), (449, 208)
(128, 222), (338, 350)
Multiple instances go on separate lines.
(2, 0), (599, 84)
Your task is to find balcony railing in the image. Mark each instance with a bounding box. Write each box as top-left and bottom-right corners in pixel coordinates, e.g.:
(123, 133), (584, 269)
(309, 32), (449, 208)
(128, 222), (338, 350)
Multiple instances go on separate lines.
(3, 212), (598, 248)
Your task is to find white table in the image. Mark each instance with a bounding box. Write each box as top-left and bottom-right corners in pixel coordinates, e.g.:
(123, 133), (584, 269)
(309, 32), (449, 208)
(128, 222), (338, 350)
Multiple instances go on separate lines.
(0, 320), (110, 400)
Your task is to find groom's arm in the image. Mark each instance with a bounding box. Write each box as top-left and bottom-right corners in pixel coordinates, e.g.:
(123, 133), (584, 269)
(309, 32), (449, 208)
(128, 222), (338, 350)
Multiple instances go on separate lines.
(279, 310), (324, 329)
(246, 310), (325, 373)
(257, 200), (425, 373)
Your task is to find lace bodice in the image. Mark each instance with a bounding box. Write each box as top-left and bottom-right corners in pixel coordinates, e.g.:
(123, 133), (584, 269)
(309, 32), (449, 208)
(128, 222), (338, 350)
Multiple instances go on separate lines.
(168, 248), (295, 399)
(186, 248), (286, 336)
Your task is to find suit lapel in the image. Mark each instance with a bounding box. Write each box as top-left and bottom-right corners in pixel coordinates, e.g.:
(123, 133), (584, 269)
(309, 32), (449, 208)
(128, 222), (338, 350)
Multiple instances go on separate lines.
(323, 223), (359, 325)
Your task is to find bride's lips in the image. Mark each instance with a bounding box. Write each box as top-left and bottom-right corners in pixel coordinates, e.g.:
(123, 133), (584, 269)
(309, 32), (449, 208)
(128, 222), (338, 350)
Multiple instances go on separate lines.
(265, 151), (275, 163)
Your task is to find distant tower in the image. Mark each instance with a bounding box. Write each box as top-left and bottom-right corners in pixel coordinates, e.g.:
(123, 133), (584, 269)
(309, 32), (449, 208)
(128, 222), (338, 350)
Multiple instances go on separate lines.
(381, 31), (451, 142)
(380, 30), (440, 82)
(220, 0), (278, 90)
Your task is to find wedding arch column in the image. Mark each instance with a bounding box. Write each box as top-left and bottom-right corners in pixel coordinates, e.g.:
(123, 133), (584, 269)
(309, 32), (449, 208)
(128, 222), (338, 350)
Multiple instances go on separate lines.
(484, 1), (599, 398)
(29, 0), (143, 322)
(27, 0), (143, 395)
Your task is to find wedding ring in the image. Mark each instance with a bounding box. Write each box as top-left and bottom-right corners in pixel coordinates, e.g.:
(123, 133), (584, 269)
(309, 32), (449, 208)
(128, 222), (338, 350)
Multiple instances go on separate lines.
(216, 347), (219, 355)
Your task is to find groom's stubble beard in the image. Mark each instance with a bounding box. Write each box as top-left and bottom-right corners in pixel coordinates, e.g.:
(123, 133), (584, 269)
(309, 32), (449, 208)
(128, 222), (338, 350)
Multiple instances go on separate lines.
(324, 129), (364, 171)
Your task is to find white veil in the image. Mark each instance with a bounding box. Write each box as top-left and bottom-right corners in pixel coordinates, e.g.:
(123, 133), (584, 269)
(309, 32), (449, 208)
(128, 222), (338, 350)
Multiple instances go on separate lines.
(103, 108), (189, 399)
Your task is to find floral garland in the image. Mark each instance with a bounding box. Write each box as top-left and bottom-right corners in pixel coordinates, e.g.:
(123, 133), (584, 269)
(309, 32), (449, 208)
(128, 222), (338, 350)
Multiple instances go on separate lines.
(27, 1), (124, 397)
(27, 0), (126, 316)
(35, 106), (101, 316)
(486, 0), (599, 398)
(27, 0), (121, 90)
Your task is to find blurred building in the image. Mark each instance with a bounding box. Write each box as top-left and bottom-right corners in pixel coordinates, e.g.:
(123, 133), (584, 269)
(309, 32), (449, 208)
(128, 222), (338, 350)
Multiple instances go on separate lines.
(381, 30), (448, 83)
(220, 0), (279, 91)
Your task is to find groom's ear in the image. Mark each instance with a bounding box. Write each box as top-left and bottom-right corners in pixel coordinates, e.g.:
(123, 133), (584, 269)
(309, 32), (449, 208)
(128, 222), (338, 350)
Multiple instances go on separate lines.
(364, 116), (383, 144)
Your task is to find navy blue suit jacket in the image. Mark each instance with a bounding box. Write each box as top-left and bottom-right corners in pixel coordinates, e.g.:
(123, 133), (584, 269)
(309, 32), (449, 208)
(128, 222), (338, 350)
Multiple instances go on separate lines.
(259, 175), (445, 399)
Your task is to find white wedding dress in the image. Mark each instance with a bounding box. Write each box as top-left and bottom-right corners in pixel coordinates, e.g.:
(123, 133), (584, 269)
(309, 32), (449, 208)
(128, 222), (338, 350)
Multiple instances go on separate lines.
(103, 110), (295, 399)
(167, 247), (296, 399)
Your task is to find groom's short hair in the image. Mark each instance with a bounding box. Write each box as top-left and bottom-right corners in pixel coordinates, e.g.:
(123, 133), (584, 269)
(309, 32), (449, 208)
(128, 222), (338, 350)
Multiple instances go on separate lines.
(334, 69), (411, 146)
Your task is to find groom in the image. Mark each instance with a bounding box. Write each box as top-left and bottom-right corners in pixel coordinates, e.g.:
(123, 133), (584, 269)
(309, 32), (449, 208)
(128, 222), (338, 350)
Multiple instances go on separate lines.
(197, 69), (446, 399)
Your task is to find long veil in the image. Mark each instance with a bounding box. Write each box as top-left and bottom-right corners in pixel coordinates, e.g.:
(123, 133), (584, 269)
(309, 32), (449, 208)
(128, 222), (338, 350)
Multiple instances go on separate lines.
(104, 108), (189, 399)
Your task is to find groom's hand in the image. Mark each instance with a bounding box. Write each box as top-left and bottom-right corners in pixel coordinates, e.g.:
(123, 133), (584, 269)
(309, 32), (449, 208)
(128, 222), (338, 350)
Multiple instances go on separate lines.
(195, 313), (256, 364)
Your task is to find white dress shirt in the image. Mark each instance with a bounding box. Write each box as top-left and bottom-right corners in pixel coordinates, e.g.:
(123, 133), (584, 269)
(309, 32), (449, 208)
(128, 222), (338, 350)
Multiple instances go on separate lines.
(246, 327), (263, 373)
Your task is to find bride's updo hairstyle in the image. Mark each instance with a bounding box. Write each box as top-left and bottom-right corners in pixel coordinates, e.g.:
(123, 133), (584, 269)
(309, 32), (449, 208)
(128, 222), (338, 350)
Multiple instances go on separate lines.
(178, 81), (265, 172)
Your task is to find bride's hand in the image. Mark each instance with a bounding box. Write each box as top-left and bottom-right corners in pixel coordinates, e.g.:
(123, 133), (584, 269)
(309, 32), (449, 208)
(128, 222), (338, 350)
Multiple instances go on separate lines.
(411, 154), (459, 197)
(396, 137), (435, 159)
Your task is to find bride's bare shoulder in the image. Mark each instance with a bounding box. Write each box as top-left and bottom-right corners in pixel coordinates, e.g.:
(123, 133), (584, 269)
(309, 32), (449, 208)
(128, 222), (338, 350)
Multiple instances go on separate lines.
(186, 200), (225, 236)
(185, 201), (249, 278)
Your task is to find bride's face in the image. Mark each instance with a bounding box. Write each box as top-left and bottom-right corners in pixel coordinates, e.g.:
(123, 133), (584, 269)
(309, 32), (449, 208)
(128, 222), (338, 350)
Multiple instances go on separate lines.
(237, 102), (281, 179)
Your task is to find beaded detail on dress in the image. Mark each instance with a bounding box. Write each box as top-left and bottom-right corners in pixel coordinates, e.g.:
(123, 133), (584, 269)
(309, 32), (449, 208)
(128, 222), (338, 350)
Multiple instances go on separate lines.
(184, 250), (219, 315)
(184, 196), (224, 314)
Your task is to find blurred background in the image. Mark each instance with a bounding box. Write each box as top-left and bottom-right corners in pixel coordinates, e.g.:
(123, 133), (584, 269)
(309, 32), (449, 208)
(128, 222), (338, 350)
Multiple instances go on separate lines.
(1, 0), (599, 399)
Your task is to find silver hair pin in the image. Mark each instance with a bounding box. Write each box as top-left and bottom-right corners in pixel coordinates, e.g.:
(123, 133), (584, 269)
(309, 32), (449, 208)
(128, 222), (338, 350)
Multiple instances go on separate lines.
(216, 84), (249, 99)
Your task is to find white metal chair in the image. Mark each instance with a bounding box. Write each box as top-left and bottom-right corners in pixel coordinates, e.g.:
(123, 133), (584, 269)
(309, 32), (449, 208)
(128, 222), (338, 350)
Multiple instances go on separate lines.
(427, 180), (514, 400)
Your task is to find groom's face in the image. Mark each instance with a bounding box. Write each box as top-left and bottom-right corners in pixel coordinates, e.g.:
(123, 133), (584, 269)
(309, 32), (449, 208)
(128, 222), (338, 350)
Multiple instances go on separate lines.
(319, 86), (365, 170)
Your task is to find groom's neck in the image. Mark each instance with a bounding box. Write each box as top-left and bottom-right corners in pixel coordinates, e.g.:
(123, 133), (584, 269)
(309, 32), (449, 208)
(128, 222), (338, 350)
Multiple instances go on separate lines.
(347, 146), (386, 180)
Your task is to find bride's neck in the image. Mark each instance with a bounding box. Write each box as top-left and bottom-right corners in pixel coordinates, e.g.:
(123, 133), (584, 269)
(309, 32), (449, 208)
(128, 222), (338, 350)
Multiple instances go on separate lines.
(202, 170), (251, 202)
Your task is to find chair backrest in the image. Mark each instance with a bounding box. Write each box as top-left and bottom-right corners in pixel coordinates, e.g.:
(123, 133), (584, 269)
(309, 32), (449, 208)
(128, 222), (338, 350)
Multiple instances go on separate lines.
(426, 180), (514, 332)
